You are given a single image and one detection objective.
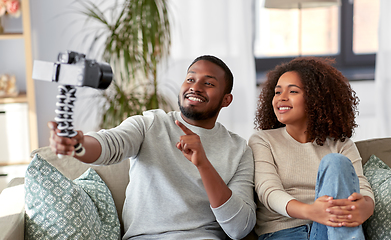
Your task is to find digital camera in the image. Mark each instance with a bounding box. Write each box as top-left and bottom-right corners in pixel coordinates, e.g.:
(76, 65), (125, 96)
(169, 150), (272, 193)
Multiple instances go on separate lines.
(32, 51), (113, 90)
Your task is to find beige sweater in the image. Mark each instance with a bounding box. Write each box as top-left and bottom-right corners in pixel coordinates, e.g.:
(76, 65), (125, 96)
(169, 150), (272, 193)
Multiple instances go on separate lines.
(248, 127), (374, 236)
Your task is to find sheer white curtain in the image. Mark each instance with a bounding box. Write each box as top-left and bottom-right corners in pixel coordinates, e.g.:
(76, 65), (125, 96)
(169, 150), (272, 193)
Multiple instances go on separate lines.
(160, 0), (257, 141)
(375, 0), (391, 138)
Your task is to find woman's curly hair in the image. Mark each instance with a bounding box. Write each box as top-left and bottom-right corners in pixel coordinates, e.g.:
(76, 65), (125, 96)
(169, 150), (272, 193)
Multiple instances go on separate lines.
(254, 57), (359, 145)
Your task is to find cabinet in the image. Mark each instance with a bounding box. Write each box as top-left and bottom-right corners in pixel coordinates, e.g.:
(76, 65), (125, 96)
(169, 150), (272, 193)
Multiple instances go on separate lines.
(0, 164), (28, 192)
(0, 0), (38, 165)
(0, 102), (30, 164)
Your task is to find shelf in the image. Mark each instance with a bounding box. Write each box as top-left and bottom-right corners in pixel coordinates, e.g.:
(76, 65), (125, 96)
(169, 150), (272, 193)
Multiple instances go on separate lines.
(0, 161), (30, 167)
(0, 93), (27, 104)
(0, 33), (23, 40)
(0, 0), (38, 166)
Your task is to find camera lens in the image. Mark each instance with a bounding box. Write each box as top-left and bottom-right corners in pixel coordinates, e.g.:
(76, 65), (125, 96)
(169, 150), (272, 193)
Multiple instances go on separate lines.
(97, 63), (113, 89)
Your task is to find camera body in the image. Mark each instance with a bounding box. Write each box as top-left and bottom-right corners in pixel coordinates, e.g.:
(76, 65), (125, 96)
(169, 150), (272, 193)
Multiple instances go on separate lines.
(32, 51), (113, 90)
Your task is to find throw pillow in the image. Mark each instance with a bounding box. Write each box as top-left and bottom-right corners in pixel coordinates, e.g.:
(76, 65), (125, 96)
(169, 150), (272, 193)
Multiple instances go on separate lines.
(362, 154), (391, 240)
(25, 154), (121, 240)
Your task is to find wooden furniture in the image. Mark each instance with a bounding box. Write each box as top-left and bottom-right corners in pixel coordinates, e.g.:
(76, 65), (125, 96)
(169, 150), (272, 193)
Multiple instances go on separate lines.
(0, 0), (38, 165)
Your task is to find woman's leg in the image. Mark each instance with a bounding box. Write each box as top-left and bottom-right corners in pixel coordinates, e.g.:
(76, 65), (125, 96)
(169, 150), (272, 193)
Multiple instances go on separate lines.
(258, 224), (311, 240)
(309, 153), (365, 240)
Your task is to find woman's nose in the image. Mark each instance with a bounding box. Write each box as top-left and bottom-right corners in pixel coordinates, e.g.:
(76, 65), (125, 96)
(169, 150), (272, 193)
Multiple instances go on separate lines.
(279, 91), (288, 101)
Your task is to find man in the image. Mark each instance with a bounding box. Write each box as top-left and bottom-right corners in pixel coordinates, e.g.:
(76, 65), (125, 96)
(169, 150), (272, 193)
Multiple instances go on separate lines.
(49, 55), (256, 239)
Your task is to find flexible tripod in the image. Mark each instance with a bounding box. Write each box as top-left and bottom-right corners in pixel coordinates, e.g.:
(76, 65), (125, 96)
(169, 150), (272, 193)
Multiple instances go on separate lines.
(55, 85), (85, 157)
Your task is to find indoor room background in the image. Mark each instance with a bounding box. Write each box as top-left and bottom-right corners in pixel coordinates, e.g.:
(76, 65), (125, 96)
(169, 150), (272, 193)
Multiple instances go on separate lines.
(0, 0), (389, 190)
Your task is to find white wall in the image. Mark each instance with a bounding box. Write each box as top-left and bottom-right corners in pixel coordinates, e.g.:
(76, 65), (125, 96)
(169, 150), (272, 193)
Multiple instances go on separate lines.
(0, 16), (25, 93)
(350, 81), (379, 142)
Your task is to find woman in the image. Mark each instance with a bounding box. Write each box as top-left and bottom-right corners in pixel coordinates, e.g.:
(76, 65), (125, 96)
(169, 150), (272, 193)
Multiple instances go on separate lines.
(249, 57), (374, 240)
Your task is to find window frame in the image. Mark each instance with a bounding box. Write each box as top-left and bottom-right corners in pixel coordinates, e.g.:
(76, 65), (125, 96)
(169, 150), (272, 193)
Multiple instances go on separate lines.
(255, 0), (376, 84)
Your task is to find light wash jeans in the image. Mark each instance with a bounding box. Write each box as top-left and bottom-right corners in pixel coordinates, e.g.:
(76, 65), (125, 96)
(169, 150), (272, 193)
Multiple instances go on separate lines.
(258, 153), (365, 240)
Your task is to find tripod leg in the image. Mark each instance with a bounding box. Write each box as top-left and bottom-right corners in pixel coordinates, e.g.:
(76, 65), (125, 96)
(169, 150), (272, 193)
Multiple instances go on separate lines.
(55, 85), (70, 158)
(54, 85), (69, 137)
(55, 85), (85, 158)
(65, 86), (85, 157)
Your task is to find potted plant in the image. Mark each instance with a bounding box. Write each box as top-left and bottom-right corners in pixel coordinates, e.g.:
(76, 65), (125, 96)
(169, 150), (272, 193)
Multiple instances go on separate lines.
(78, 0), (173, 128)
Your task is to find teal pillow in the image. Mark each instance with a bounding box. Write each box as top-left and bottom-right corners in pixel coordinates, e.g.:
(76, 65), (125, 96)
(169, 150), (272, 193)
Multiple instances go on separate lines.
(25, 154), (121, 240)
(363, 154), (391, 240)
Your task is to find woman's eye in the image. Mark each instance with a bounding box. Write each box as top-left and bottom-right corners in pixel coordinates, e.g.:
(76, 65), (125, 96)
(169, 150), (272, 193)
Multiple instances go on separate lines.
(274, 91), (281, 95)
(187, 78), (194, 82)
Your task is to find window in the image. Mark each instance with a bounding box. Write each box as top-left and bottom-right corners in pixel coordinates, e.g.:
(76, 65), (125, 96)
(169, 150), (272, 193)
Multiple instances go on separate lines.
(254, 2), (339, 57)
(254, 0), (379, 84)
(352, 0), (379, 54)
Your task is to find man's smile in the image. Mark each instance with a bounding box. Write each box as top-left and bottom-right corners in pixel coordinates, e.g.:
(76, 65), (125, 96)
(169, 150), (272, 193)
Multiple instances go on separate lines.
(184, 93), (207, 103)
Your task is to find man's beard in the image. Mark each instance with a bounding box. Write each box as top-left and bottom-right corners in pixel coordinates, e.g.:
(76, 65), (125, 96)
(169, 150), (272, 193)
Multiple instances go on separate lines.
(178, 97), (222, 121)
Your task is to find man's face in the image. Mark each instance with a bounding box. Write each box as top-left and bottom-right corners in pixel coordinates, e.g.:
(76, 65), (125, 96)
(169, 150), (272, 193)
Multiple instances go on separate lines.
(178, 60), (231, 122)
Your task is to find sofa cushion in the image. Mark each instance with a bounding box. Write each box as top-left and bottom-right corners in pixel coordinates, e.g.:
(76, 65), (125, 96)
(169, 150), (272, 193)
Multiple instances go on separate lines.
(31, 147), (130, 230)
(24, 154), (121, 240)
(363, 154), (391, 240)
(30, 146), (130, 229)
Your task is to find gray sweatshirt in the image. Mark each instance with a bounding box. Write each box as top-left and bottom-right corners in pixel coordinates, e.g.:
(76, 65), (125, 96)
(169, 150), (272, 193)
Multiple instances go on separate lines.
(87, 110), (256, 239)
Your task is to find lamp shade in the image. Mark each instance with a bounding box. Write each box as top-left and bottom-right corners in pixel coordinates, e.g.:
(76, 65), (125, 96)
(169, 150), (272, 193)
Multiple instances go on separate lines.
(264, 0), (341, 9)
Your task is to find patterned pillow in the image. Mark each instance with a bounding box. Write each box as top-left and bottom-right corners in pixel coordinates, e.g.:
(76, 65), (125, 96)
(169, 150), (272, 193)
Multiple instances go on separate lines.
(363, 154), (391, 240)
(25, 154), (121, 240)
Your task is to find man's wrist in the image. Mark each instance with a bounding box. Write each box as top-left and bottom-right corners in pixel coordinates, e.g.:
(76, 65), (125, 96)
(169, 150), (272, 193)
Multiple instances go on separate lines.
(196, 157), (212, 171)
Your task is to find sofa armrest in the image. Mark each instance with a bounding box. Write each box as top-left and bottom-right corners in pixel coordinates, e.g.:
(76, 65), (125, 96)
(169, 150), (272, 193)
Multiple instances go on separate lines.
(0, 177), (25, 240)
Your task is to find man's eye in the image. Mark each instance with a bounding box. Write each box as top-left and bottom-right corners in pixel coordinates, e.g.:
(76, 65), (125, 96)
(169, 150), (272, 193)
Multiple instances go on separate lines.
(205, 82), (214, 86)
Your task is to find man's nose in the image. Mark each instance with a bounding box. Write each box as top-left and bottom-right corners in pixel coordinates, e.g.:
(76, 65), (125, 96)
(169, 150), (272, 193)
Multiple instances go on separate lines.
(190, 81), (203, 92)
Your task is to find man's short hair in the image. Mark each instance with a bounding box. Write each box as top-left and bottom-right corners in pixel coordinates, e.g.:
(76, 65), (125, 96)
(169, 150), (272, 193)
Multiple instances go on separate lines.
(188, 55), (234, 94)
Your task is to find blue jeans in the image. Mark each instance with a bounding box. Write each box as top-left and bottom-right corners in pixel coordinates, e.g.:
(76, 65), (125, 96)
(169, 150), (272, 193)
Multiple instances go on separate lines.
(258, 224), (311, 240)
(258, 153), (365, 240)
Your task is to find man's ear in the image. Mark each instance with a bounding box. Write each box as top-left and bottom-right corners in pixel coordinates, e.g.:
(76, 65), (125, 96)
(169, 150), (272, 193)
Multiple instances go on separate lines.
(222, 93), (233, 108)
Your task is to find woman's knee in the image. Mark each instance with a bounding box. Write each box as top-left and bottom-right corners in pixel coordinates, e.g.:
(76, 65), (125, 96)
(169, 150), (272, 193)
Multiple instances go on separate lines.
(319, 153), (352, 171)
(317, 153), (359, 198)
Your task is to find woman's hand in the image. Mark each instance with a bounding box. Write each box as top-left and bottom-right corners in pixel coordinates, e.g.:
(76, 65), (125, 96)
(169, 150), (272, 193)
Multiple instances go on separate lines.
(326, 193), (374, 227)
(287, 196), (345, 227)
(286, 194), (372, 228)
(308, 196), (345, 227)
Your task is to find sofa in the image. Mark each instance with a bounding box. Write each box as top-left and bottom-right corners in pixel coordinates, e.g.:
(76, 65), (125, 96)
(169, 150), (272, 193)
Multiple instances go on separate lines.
(0, 137), (390, 240)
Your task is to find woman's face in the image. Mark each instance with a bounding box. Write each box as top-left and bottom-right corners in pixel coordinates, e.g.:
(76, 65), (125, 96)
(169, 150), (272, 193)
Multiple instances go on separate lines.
(272, 71), (307, 129)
